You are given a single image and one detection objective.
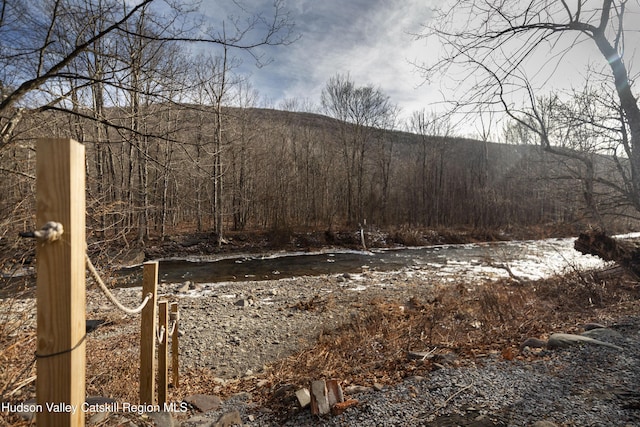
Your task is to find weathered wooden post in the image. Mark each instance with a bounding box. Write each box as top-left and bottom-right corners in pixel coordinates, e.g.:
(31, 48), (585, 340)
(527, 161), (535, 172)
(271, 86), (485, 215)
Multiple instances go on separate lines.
(35, 138), (85, 427)
(170, 302), (179, 388)
(139, 261), (158, 405)
(157, 300), (169, 405)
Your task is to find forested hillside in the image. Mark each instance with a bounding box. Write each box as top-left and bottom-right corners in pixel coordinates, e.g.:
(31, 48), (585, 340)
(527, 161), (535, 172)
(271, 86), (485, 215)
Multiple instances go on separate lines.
(1, 104), (631, 250)
(1, 1), (638, 254)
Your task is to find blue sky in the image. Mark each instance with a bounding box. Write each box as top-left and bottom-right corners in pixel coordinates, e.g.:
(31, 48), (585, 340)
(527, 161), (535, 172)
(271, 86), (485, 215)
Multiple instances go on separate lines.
(199, 0), (437, 118)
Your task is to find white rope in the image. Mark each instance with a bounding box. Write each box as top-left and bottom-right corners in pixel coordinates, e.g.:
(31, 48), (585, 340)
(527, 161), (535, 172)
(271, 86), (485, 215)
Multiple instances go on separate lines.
(24, 222), (153, 315)
(86, 254), (152, 315)
(168, 320), (177, 337)
(20, 221), (64, 242)
(37, 221), (64, 242)
(156, 325), (166, 344)
(168, 310), (179, 336)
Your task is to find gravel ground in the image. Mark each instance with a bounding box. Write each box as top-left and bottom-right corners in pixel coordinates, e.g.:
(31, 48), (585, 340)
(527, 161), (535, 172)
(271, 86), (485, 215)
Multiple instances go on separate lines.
(99, 268), (439, 378)
(90, 267), (640, 427)
(176, 318), (640, 426)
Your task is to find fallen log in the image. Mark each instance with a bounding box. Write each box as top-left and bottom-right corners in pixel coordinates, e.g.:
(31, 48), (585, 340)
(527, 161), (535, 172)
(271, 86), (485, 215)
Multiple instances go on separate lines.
(574, 231), (640, 278)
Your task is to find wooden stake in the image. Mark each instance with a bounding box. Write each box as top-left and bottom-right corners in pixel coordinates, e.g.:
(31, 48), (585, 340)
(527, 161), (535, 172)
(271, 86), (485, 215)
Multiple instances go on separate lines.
(158, 300), (169, 405)
(170, 302), (179, 388)
(139, 261), (158, 405)
(36, 138), (85, 427)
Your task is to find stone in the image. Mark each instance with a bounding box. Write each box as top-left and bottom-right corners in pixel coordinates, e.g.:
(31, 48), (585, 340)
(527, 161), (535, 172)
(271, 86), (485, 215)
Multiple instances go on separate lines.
(88, 411), (111, 425)
(532, 421), (559, 427)
(146, 411), (176, 427)
(331, 399), (359, 416)
(183, 394), (222, 412)
(214, 410), (242, 427)
(185, 415), (212, 424)
(326, 379), (344, 406)
(234, 298), (253, 307)
(547, 333), (622, 350)
(310, 380), (330, 415)
(343, 385), (373, 395)
(373, 382), (384, 391)
(520, 337), (547, 349)
(177, 282), (191, 293)
(583, 322), (607, 330)
(295, 387), (311, 408)
(273, 383), (296, 399)
(86, 319), (105, 333)
(15, 398), (37, 421)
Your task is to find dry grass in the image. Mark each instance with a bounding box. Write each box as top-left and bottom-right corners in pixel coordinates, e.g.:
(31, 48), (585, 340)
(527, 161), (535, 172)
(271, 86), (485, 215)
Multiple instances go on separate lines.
(0, 294), (37, 427)
(244, 271), (640, 413)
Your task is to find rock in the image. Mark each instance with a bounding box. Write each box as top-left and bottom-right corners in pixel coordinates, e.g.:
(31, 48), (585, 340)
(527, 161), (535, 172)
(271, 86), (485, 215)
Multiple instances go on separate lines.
(86, 319), (105, 333)
(88, 411), (110, 425)
(185, 415), (212, 425)
(331, 398), (359, 416)
(214, 410), (242, 427)
(583, 322), (607, 330)
(547, 333), (622, 350)
(343, 385), (373, 395)
(272, 383), (296, 399)
(295, 387), (311, 408)
(310, 380), (330, 415)
(373, 382), (384, 391)
(234, 298), (253, 307)
(177, 282), (191, 293)
(118, 248), (145, 265)
(84, 396), (118, 424)
(146, 411), (176, 427)
(183, 394), (222, 412)
(581, 328), (623, 342)
(532, 421), (559, 427)
(520, 337), (547, 349)
(433, 352), (458, 365)
(15, 398), (37, 421)
(326, 379), (344, 406)
(337, 273), (352, 282)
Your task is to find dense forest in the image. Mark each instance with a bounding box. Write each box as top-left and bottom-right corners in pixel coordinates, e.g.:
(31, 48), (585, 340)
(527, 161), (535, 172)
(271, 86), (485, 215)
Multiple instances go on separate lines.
(1, 104), (634, 252)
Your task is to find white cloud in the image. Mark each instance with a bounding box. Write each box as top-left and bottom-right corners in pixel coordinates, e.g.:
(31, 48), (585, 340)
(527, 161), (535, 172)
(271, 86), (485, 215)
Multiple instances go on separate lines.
(197, 0), (640, 137)
(221, 0), (439, 118)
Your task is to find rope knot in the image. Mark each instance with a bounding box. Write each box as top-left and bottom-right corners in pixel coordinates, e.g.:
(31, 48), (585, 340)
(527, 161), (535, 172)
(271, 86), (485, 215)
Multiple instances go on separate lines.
(20, 221), (64, 243)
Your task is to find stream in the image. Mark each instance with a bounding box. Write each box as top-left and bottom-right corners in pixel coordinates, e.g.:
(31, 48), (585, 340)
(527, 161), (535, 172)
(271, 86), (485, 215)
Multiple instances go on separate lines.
(116, 236), (616, 286)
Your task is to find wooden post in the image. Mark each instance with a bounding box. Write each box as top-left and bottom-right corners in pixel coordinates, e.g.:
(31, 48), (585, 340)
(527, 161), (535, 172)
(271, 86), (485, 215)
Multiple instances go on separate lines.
(139, 261), (158, 405)
(157, 300), (169, 405)
(35, 138), (85, 427)
(170, 302), (179, 388)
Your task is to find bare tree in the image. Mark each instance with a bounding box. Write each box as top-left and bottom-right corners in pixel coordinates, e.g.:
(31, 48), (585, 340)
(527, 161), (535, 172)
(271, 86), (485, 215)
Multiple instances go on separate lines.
(407, 110), (453, 225)
(418, 0), (640, 216)
(188, 46), (241, 246)
(0, 0), (296, 244)
(321, 73), (394, 225)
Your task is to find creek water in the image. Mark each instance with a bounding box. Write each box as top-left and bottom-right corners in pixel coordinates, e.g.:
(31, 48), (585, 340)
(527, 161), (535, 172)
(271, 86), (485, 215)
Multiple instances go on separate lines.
(116, 236), (611, 286)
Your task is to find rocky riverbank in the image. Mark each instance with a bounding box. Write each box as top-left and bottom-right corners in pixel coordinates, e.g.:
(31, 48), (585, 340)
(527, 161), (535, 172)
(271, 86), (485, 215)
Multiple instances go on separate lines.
(80, 264), (640, 427)
(3, 262), (640, 426)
